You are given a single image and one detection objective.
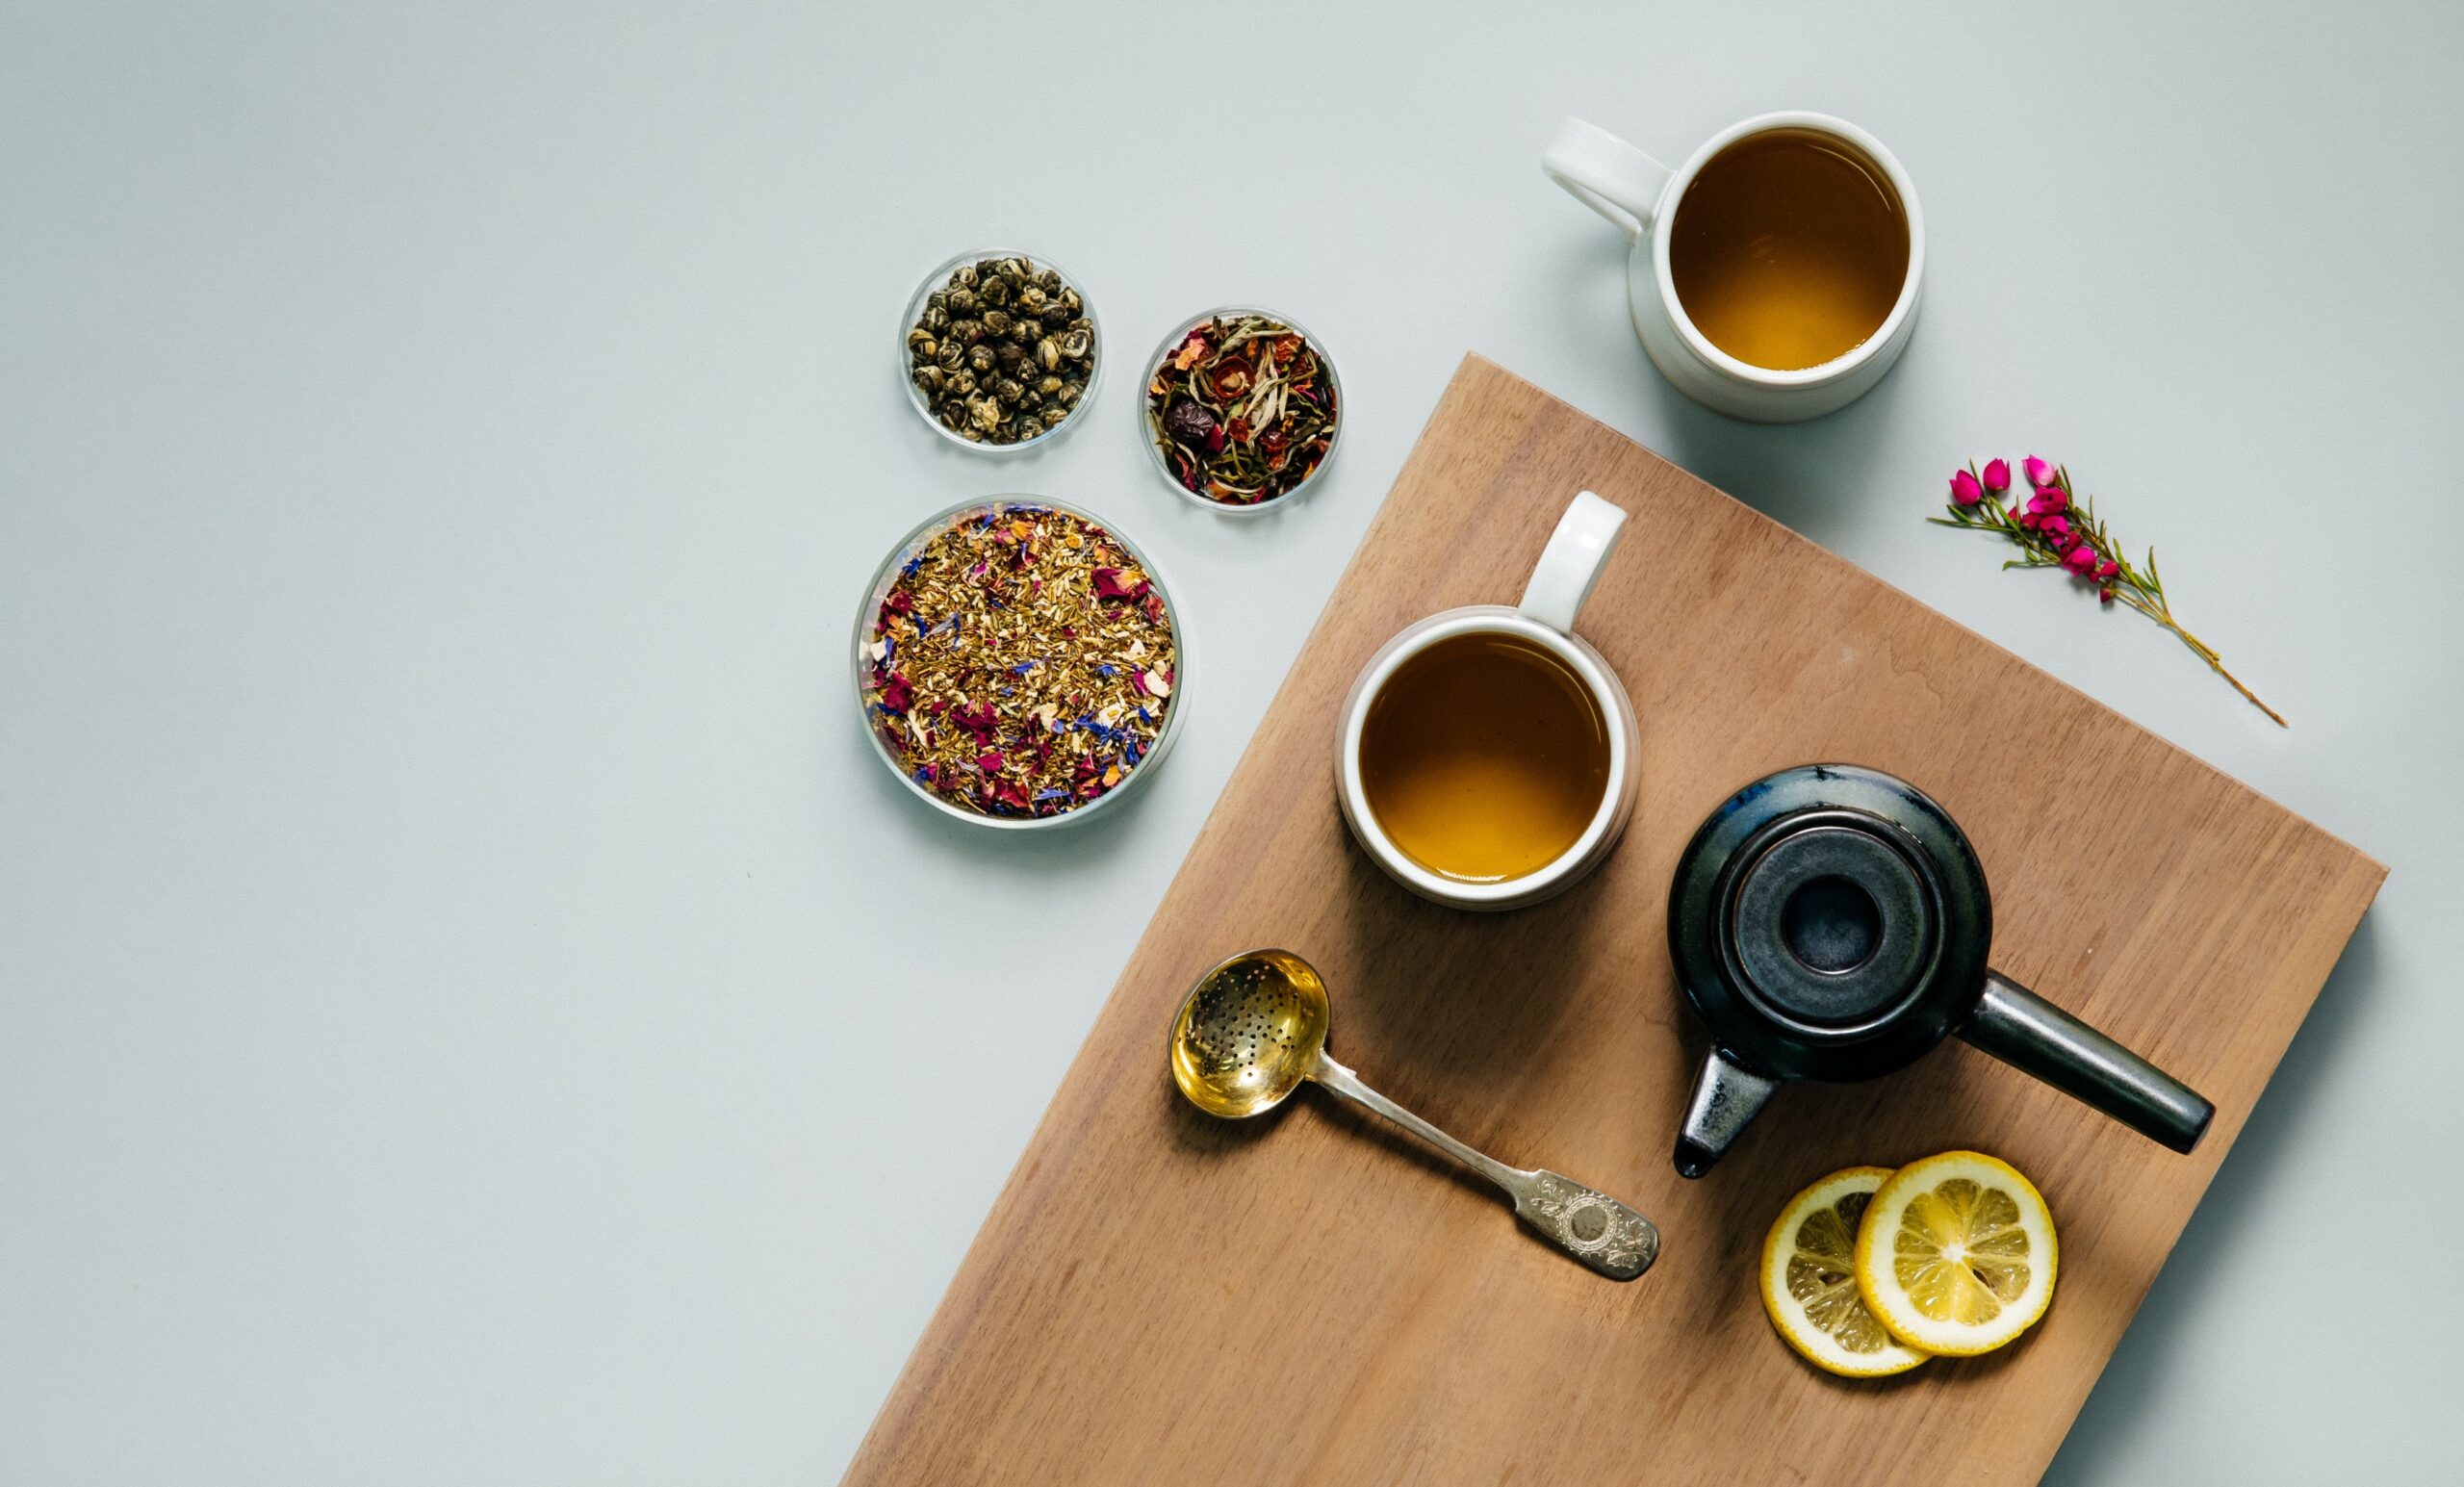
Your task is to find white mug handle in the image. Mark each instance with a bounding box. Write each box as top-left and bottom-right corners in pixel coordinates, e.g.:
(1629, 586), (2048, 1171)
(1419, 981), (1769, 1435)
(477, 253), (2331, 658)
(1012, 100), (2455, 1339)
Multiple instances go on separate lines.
(1519, 492), (1629, 633)
(1542, 117), (1676, 244)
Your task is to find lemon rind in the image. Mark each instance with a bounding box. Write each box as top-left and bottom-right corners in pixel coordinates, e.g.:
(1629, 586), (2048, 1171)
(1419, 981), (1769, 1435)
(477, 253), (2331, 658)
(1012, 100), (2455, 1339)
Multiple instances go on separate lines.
(1852, 1150), (2059, 1358)
(1761, 1165), (1930, 1377)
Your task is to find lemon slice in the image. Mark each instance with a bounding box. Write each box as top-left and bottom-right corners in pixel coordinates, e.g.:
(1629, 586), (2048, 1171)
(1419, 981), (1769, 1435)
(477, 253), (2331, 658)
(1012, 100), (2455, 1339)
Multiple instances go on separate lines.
(1853, 1150), (2058, 1356)
(1760, 1166), (1929, 1377)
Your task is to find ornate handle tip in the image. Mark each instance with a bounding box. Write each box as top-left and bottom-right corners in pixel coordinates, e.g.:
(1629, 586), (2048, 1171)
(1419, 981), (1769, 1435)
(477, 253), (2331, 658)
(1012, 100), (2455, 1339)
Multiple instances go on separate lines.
(1518, 1171), (1660, 1280)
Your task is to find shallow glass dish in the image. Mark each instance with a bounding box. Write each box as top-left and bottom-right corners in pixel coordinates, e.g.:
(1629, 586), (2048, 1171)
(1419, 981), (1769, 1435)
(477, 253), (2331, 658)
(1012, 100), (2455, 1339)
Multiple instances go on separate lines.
(899, 249), (1103, 454)
(1140, 305), (1344, 514)
(852, 496), (1187, 830)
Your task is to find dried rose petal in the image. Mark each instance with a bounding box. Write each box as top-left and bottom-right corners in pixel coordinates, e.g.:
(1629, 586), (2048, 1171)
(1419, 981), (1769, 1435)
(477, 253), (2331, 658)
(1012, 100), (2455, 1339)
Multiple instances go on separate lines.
(1092, 567), (1149, 602)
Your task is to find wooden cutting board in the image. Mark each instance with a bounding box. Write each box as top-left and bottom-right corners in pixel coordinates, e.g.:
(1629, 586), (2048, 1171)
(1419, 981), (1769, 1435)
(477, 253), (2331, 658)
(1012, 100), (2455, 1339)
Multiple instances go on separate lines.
(846, 356), (2383, 1486)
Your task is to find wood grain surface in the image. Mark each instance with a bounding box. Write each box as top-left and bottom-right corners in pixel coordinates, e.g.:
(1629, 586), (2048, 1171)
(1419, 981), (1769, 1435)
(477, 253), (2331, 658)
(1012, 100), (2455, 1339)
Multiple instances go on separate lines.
(845, 357), (2384, 1486)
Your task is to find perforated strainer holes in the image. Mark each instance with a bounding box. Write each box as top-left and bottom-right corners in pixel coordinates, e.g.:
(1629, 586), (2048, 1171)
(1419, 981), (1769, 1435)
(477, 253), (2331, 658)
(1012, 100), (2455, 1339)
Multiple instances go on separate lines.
(1188, 961), (1302, 1075)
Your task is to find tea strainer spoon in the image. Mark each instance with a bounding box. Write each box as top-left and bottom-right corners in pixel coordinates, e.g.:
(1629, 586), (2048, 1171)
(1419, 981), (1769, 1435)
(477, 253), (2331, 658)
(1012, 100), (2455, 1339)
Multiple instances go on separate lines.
(1168, 948), (1660, 1280)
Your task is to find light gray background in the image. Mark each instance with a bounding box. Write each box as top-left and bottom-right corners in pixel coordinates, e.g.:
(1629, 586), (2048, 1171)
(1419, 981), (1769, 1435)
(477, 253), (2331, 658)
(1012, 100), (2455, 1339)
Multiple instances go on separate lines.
(5, 2), (2458, 1481)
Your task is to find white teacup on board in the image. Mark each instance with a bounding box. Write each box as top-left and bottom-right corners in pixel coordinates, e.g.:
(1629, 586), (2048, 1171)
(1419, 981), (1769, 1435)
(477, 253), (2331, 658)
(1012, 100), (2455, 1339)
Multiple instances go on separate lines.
(1334, 493), (1640, 912)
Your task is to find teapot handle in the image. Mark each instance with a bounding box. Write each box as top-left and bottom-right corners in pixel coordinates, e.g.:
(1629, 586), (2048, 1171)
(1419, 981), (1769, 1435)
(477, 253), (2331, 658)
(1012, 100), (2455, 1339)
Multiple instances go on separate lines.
(1958, 971), (2215, 1153)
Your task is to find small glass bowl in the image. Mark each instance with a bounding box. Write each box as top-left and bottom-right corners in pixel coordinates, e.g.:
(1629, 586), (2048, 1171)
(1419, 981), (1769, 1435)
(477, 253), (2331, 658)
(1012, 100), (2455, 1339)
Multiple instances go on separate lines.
(1140, 305), (1344, 514)
(898, 249), (1103, 454)
(851, 496), (1188, 831)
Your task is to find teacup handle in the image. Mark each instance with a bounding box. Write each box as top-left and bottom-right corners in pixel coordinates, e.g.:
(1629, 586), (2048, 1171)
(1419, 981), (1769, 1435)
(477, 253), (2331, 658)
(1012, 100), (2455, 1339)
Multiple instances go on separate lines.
(1519, 491), (1629, 633)
(1543, 117), (1675, 244)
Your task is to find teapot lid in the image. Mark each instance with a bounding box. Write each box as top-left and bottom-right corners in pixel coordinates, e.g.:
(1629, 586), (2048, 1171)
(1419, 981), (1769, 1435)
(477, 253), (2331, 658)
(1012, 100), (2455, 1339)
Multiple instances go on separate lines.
(1667, 764), (1992, 1083)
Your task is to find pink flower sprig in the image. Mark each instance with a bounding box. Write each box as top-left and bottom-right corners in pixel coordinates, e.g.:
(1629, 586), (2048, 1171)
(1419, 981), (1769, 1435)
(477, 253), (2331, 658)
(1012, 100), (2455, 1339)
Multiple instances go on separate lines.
(1935, 456), (2286, 727)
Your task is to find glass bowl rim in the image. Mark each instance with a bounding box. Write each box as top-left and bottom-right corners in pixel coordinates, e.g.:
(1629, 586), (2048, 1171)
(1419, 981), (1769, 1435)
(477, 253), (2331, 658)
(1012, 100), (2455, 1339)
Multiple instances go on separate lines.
(897, 247), (1104, 456)
(1137, 303), (1344, 514)
(850, 494), (1189, 830)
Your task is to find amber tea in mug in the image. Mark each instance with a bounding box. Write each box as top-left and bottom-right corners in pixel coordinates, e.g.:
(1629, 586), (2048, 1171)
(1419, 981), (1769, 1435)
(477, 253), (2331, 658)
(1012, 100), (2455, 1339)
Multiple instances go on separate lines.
(1356, 631), (1611, 885)
(1669, 127), (1911, 372)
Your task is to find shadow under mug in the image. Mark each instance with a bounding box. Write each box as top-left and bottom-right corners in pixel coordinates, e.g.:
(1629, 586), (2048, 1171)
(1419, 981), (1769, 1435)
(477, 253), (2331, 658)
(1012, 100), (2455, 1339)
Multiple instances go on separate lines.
(1334, 493), (1640, 911)
(1543, 113), (1926, 423)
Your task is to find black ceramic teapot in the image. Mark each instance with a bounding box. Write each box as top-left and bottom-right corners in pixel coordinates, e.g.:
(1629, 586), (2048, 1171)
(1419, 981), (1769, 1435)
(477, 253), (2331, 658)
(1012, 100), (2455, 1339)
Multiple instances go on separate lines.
(1665, 763), (2215, 1177)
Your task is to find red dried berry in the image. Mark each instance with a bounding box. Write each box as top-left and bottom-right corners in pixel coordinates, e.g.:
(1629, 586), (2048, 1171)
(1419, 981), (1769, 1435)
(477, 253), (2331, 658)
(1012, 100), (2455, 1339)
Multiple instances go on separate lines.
(1161, 397), (1217, 446)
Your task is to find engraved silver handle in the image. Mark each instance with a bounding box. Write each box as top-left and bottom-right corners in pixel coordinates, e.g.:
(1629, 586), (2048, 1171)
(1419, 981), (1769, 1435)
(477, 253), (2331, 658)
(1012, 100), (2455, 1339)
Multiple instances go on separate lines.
(1311, 1053), (1660, 1280)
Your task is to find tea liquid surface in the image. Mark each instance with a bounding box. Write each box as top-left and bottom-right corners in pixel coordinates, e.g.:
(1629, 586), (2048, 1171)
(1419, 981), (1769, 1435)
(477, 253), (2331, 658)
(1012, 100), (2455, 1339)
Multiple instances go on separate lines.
(1358, 632), (1609, 884)
(1669, 128), (1910, 372)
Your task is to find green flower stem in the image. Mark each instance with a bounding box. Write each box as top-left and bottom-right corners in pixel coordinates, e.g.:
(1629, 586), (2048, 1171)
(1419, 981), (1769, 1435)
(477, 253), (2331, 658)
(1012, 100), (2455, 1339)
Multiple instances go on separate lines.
(1931, 462), (2285, 727)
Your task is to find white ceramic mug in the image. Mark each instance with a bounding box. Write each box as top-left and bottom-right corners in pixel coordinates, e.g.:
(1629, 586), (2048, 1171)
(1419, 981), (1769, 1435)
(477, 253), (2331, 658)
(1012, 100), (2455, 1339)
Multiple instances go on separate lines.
(1543, 113), (1925, 423)
(1335, 492), (1640, 912)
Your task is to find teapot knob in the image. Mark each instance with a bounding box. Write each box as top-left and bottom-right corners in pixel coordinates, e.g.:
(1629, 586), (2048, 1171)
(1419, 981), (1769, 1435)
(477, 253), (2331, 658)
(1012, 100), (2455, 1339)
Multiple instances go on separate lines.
(1675, 1050), (1780, 1178)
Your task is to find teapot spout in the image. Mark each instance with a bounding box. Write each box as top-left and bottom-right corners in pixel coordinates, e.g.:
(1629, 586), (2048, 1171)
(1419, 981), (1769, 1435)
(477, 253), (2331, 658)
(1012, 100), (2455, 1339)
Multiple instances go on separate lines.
(1675, 1051), (1779, 1178)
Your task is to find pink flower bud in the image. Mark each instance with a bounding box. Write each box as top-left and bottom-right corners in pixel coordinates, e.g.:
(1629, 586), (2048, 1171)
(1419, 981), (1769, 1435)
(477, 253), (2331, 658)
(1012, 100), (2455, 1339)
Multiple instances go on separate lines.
(2040, 514), (2072, 541)
(1982, 458), (2011, 493)
(2099, 586), (2115, 604)
(2016, 510), (2040, 529)
(2063, 544), (2098, 575)
(2029, 488), (2068, 515)
(2023, 455), (2057, 490)
(2095, 559), (2120, 579)
(1949, 470), (1984, 505)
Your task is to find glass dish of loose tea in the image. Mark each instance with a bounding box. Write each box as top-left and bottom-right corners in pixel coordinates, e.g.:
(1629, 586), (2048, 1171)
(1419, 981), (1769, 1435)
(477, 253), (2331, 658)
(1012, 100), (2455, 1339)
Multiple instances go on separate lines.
(901, 250), (1101, 451)
(1142, 307), (1342, 511)
(854, 498), (1185, 828)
